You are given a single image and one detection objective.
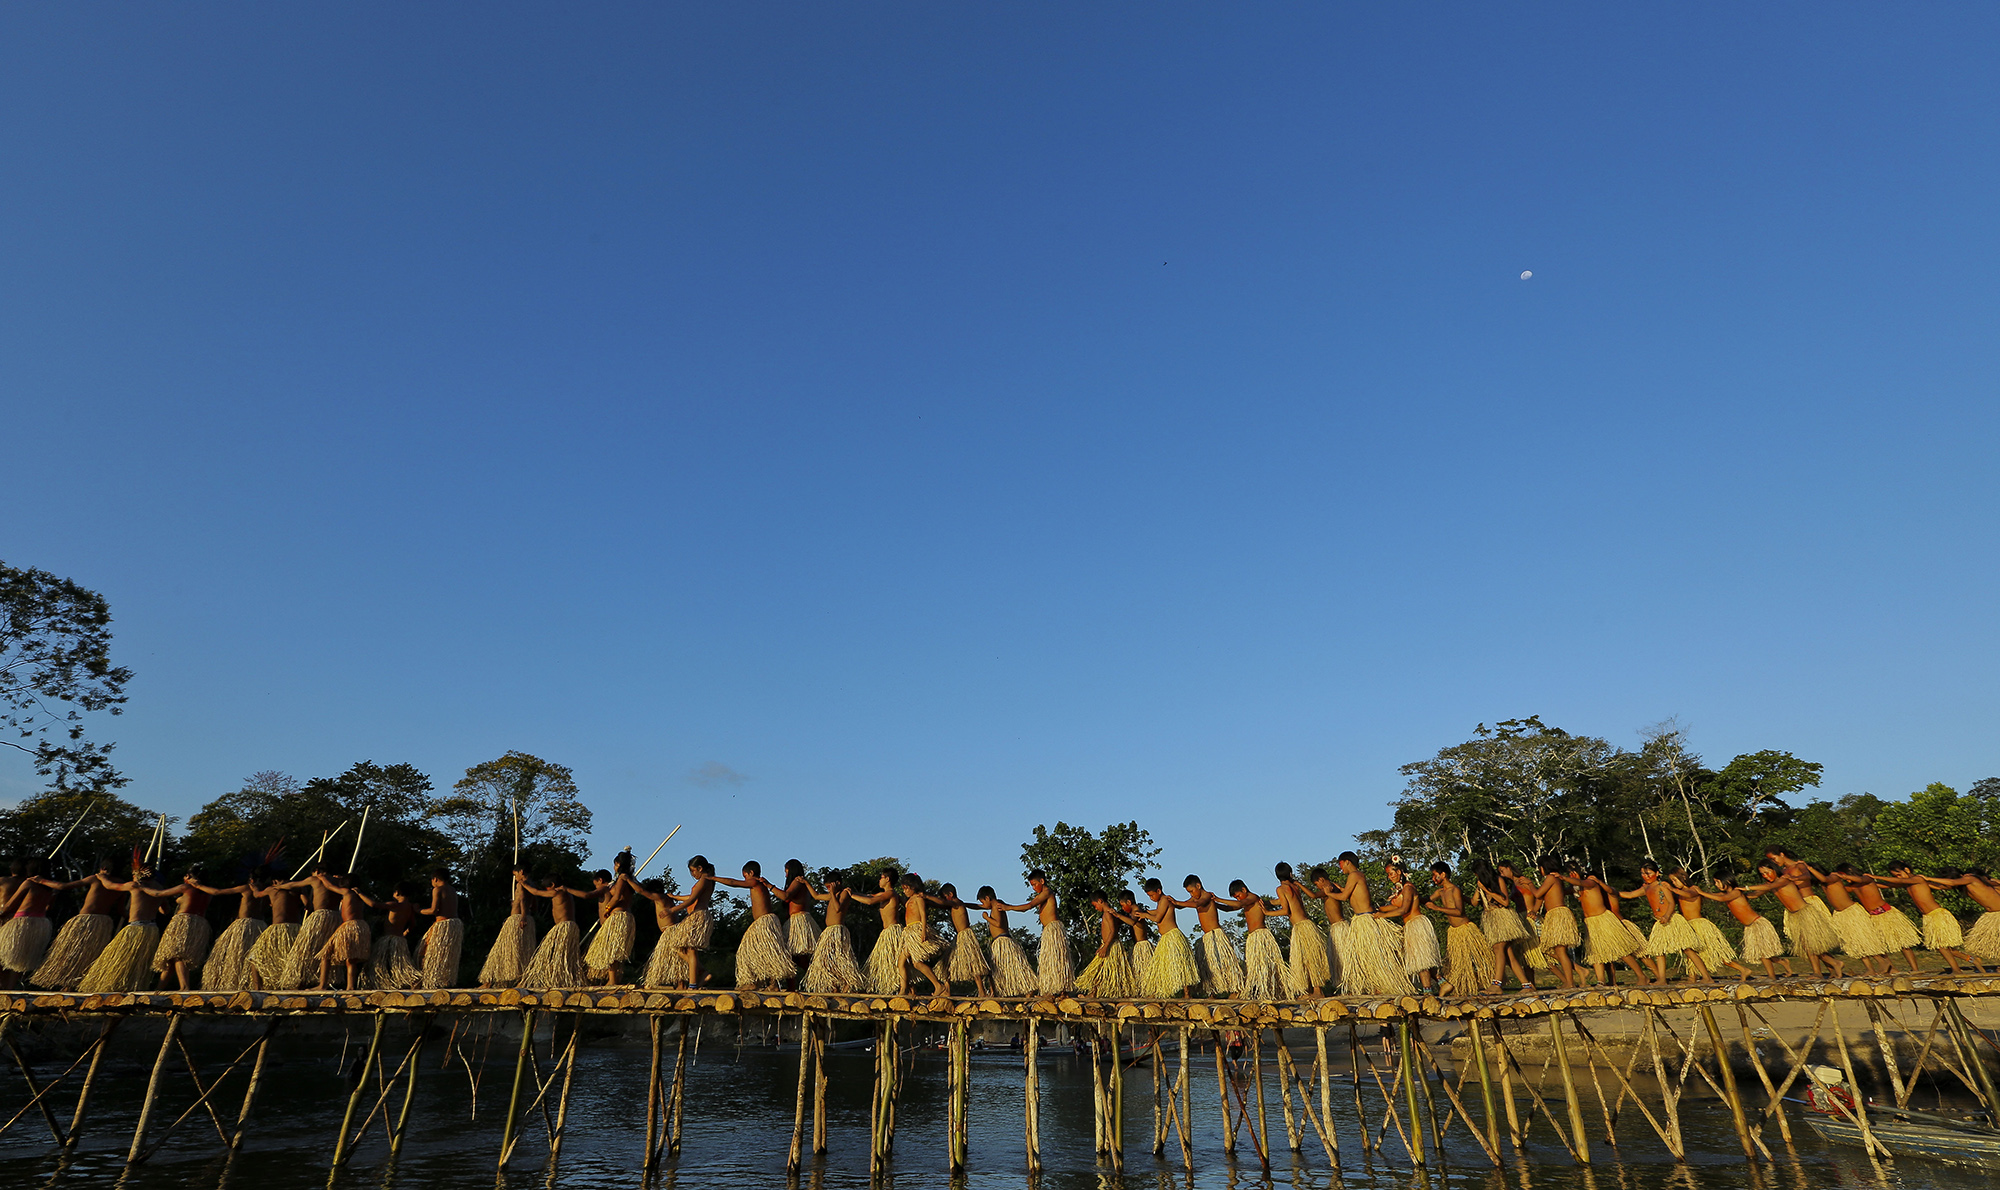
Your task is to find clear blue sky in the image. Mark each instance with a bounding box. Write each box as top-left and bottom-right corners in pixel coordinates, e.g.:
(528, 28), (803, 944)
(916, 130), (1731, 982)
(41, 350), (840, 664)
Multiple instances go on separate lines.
(4, 7), (1996, 890)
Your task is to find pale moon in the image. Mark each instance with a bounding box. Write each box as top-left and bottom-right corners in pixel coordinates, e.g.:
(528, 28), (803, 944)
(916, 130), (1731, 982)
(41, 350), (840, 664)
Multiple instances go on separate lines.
(1520, 270), (1533, 280)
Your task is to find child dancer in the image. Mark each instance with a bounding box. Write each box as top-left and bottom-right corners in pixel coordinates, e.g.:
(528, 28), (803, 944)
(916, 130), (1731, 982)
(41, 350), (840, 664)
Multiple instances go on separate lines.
(979, 885), (1039, 997)
(479, 863), (538, 988)
(801, 870), (865, 993)
(938, 884), (993, 996)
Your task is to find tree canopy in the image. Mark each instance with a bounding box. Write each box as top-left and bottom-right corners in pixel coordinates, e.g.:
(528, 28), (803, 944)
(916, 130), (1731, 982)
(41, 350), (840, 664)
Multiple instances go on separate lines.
(1, 560), (133, 793)
(1019, 820), (1161, 950)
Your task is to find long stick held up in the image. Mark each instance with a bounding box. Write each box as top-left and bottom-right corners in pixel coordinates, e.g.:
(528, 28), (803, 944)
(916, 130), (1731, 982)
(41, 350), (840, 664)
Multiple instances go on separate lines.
(145, 814), (167, 865)
(52, 798), (100, 859)
(512, 797), (521, 866)
(289, 821), (351, 880)
(639, 826), (682, 876)
(348, 805), (371, 871)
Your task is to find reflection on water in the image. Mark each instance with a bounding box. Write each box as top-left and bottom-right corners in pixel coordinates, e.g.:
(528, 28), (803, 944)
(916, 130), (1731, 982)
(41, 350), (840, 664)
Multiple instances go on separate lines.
(3, 1026), (1996, 1190)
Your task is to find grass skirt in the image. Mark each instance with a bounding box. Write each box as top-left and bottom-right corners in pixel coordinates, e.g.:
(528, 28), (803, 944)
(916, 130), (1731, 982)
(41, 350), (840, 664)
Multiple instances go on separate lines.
(1481, 906), (1529, 944)
(1582, 913), (1639, 964)
(1287, 919), (1331, 995)
(1243, 929), (1288, 999)
(29, 913), (114, 990)
(321, 919), (372, 967)
(1444, 921), (1495, 994)
(1740, 917), (1784, 963)
(1873, 907), (1922, 951)
(904, 926), (949, 972)
(519, 920), (586, 989)
(1688, 916), (1737, 968)
(370, 934), (422, 989)
(79, 922), (160, 993)
(421, 917), (465, 988)
(1831, 904), (1888, 957)
(283, 909), (341, 989)
(1964, 912), (2000, 961)
(988, 932), (1039, 996)
(787, 912), (821, 957)
(1197, 928), (1245, 996)
(736, 914), (798, 987)
(1784, 902), (1839, 957)
(1922, 907), (1964, 949)
(1620, 918), (1649, 953)
(153, 913), (214, 975)
(1077, 942), (1138, 999)
(1539, 906), (1582, 949)
(867, 924), (907, 993)
(202, 918), (265, 990)
(479, 914), (537, 986)
(1038, 921), (1076, 995)
(1131, 937), (1153, 988)
(1523, 917), (1552, 972)
(249, 921), (298, 989)
(1328, 919), (1359, 993)
(802, 923), (865, 992)
(1343, 915), (1415, 995)
(585, 909), (636, 976)
(1402, 918), (1442, 975)
(643, 922), (690, 987)
(1143, 926), (1200, 997)
(1643, 915), (1700, 958)
(946, 929), (991, 981)
(0, 915), (54, 974)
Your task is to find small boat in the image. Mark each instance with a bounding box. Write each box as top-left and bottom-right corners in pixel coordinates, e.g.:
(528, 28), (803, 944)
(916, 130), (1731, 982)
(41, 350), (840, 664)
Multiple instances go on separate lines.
(1797, 1065), (2000, 1166)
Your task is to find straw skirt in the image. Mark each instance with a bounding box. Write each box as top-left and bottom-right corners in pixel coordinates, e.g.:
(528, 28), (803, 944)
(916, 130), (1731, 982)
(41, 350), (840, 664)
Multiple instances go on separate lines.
(1740, 917), (1785, 963)
(988, 932), (1038, 997)
(1874, 907), (1923, 951)
(787, 912), (821, 957)
(735, 914), (798, 987)
(1831, 904), (1888, 957)
(1964, 912), (2000, 961)
(1539, 906), (1582, 949)
(421, 917), (465, 988)
(1643, 915), (1700, 959)
(1078, 942), (1138, 999)
(1402, 918), (1443, 976)
(201, 918), (265, 990)
(1444, 921), (1495, 994)
(643, 919), (690, 987)
(479, 914), (537, 987)
(153, 913), (214, 976)
(1198, 929), (1245, 996)
(1481, 906), (1529, 944)
(867, 924), (907, 994)
(29, 913), (114, 990)
(0, 915), (54, 974)
(249, 921), (298, 989)
(1242, 929), (1288, 999)
(1037, 921), (1075, 995)
(1344, 915), (1415, 996)
(1784, 903), (1840, 957)
(1688, 917), (1737, 968)
(322, 918), (372, 965)
(518, 920), (586, 989)
(370, 934), (423, 989)
(79, 922), (160, 993)
(801, 923), (865, 992)
(1143, 926), (1201, 998)
(283, 909), (341, 988)
(946, 929), (991, 982)
(1582, 914), (1640, 965)
(585, 909), (636, 976)
(1287, 919), (1331, 996)
(1922, 908), (1964, 950)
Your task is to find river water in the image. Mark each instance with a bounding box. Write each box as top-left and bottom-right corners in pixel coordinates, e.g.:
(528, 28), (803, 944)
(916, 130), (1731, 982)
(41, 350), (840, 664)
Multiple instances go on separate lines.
(3, 1021), (1996, 1190)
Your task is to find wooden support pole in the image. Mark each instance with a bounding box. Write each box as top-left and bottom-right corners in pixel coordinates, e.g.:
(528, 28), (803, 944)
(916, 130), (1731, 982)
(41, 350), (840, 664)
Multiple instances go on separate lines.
(1948, 999), (2000, 1114)
(1494, 1019), (1524, 1152)
(497, 1009), (534, 1171)
(332, 1012), (388, 1170)
(1250, 1027), (1270, 1171)
(550, 1014), (582, 1162)
(67, 1017), (121, 1149)
(1348, 1021), (1370, 1152)
(1214, 1028), (1235, 1152)
(669, 1018), (688, 1156)
(1151, 1028), (1165, 1155)
(173, 1036), (232, 1147)
(390, 1019), (427, 1158)
(1398, 1019), (1427, 1167)
(1088, 1023), (1104, 1154)
(789, 1012), (811, 1174)
(1413, 1039), (1501, 1167)
(1108, 1023), (1124, 1172)
(1829, 999), (1882, 1159)
(1176, 1025), (1194, 1171)
(1024, 1016), (1041, 1174)
(1733, 1002), (1793, 1149)
(1274, 1030), (1301, 1153)
(126, 1016), (181, 1166)
(1316, 1025), (1338, 1162)
(1643, 1006), (1683, 1159)
(1469, 1013), (1501, 1155)
(812, 1018), (828, 1155)
(1697, 1005), (1755, 1161)
(1861, 1000), (1907, 1109)
(644, 1015), (662, 1171)
(4, 1029), (66, 1146)
(1413, 1022), (1446, 1165)
(228, 1020), (277, 1151)
(1546, 1012), (1590, 1166)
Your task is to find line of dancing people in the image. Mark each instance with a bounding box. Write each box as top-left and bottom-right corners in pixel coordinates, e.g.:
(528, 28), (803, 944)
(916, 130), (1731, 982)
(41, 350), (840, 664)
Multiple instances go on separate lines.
(4, 844), (1996, 1000)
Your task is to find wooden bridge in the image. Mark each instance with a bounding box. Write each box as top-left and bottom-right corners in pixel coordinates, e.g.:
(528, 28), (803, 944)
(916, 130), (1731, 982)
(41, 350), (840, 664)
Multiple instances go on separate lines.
(3, 973), (1997, 1177)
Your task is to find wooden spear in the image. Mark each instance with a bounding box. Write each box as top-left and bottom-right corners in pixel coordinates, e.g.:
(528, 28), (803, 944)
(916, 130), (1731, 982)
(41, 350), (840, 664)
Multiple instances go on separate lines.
(348, 805), (371, 871)
(289, 822), (350, 880)
(51, 798), (99, 862)
(639, 825), (682, 875)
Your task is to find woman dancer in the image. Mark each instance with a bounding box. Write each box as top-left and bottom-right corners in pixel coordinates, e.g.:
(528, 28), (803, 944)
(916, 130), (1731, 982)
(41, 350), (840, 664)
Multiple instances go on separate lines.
(777, 860), (821, 973)
(153, 866), (229, 991)
(1472, 862), (1534, 992)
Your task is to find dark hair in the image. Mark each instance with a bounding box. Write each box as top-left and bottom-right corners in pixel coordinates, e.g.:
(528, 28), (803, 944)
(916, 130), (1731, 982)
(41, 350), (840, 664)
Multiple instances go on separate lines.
(512, 862), (529, 874)
(642, 878), (665, 894)
(24, 857), (46, 878)
(6, 857), (21, 876)
(1833, 862), (1859, 876)
(1886, 860), (1913, 873)
(1026, 869), (1047, 882)
(1308, 866), (1329, 884)
(395, 881), (421, 900)
(939, 882), (957, 898)
(1143, 878), (1163, 893)
(1385, 859), (1407, 878)
(689, 855), (715, 876)
(593, 869), (612, 883)
(1938, 866), (1965, 879)
(430, 867), (451, 882)
(976, 885), (996, 901)
(183, 864), (205, 882)
(1089, 890), (1109, 905)
(1227, 879), (1247, 895)
(1182, 874), (1201, 889)
(898, 873), (922, 892)
(1337, 851), (1358, 866)
(742, 860), (762, 877)
(1428, 861), (1449, 877)
(1117, 888), (1136, 903)
(1640, 860), (1660, 874)
(1715, 872), (1740, 890)
(1274, 862), (1294, 881)
(784, 859), (804, 881)
(614, 851), (635, 876)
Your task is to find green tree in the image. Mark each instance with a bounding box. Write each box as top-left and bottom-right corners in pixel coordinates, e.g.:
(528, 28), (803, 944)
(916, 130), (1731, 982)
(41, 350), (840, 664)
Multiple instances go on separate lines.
(1018, 821), (1161, 952)
(0, 786), (166, 877)
(181, 761), (451, 894)
(1875, 783), (1999, 873)
(433, 752), (592, 872)
(1, 561), (134, 793)
(1389, 717), (1619, 868)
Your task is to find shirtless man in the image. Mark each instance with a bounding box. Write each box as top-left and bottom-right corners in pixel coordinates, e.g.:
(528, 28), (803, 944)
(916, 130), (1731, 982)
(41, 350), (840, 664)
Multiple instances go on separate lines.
(991, 871), (1072, 995)
(718, 861), (796, 989)
(518, 868), (601, 989)
(1076, 891), (1136, 999)
(1868, 862), (1981, 974)
(978, 885), (1039, 996)
(1219, 879), (1288, 999)
(893, 873), (949, 995)
(1269, 863), (1329, 998)
(1309, 865), (1353, 992)
(582, 862), (637, 986)
(853, 870), (906, 994)
(1619, 862), (1710, 984)
(278, 864), (346, 991)
(1663, 868), (1755, 981)
(249, 869), (306, 990)
(79, 860), (182, 993)
(1927, 869), (2000, 968)
(1174, 875), (1244, 997)
(1686, 873), (1790, 977)
(937, 884), (994, 997)
(154, 868), (240, 990)
(1528, 858), (1581, 989)
(1561, 864), (1649, 987)
(1427, 862), (1494, 996)
(313, 871), (373, 991)
(414, 868), (465, 988)
(1136, 879), (1198, 997)
(1739, 864), (1844, 977)
(1116, 887), (1154, 993)
(1814, 865), (1894, 977)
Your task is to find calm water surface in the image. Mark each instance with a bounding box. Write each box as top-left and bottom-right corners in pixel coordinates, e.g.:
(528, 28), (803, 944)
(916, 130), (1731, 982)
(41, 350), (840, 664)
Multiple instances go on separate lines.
(3, 1020), (1996, 1190)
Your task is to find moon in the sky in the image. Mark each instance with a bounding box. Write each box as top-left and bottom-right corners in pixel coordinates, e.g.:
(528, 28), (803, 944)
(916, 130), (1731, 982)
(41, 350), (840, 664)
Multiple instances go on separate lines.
(1520, 270), (1533, 280)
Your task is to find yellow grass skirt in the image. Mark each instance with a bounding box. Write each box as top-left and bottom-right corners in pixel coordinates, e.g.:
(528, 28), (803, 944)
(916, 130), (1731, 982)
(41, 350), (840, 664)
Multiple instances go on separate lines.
(801, 923), (864, 992)
(643, 931), (688, 988)
(988, 932), (1039, 997)
(1740, 917), (1785, 964)
(370, 934), (422, 989)
(787, 912), (821, 957)
(946, 929), (991, 981)
(1922, 907), (1964, 950)
(201, 918), (265, 990)
(1582, 913), (1640, 965)
(420, 917), (464, 988)
(1688, 916), (1736, 969)
(1402, 918), (1443, 976)
(1444, 921), (1495, 995)
(1345, 915), (1415, 996)
(1037, 921), (1075, 995)
(1198, 928), (1245, 996)
(1643, 915), (1700, 959)
(322, 918), (373, 967)
(29, 913), (114, 990)
(519, 920), (586, 989)
(283, 909), (341, 989)
(1078, 942), (1138, 999)
(0, 915), (54, 975)
(866, 924), (906, 994)
(479, 914), (537, 986)
(1964, 912), (2000, 961)
(1131, 937), (1153, 988)
(154, 913), (214, 973)
(1831, 904), (1888, 957)
(249, 921), (298, 989)
(1784, 902), (1839, 957)
(585, 909), (636, 976)
(1287, 919), (1331, 995)
(736, 914), (798, 987)
(1873, 906), (1922, 951)
(1481, 906), (1529, 944)
(79, 922), (160, 993)
(1242, 929), (1288, 999)
(1142, 926), (1200, 998)
(1539, 906), (1582, 949)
